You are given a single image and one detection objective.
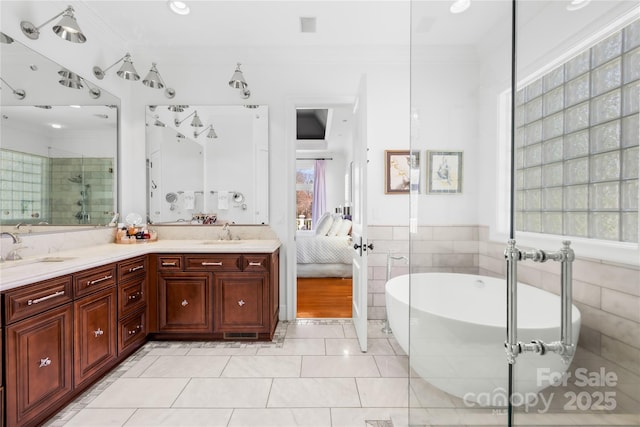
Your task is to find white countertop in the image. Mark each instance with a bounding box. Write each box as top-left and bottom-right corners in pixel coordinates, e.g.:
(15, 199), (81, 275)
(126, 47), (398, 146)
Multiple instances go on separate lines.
(0, 239), (281, 291)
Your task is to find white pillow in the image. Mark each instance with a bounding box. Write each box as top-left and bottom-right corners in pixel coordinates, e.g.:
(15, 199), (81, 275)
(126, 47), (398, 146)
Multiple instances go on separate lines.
(326, 217), (343, 236)
(315, 212), (333, 236)
(336, 219), (352, 236)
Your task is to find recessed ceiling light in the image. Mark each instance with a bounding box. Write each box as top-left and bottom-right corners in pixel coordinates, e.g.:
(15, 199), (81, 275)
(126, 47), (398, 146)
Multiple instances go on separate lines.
(51, 123), (62, 129)
(168, 1), (190, 15)
(566, 0), (590, 11)
(450, 0), (471, 14)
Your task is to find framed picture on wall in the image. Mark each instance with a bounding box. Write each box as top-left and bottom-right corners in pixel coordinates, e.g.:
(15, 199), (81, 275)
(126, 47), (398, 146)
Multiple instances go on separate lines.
(426, 150), (463, 194)
(384, 150), (420, 194)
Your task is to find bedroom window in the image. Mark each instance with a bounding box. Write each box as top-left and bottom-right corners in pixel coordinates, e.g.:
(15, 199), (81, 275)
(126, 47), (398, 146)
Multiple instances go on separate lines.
(514, 20), (639, 243)
(296, 161), (315, 230)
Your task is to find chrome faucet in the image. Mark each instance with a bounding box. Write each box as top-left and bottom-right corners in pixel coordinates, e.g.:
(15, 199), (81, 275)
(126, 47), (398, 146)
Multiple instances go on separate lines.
(1, 232), (23, 262)
(219, 223), (233, 240)
(1, 232), (21, 244)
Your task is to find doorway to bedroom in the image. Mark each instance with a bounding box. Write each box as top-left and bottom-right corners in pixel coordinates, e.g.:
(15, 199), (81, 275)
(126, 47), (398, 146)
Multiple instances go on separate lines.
(294, 104), (356, 318)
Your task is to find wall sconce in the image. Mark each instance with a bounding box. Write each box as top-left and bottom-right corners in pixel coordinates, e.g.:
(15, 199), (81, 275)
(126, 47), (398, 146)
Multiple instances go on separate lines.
(168, 105), (189, 112)
(20, 5), (87, 43)
(0, 32), (14, 44)
(175, 110), (203, 127)
(0, 77), (26, 100)
(93, 53), (140, 81)
(194, 125), (218, 139)
(58, 69), (101, 99)
(229, 63), (251, 99)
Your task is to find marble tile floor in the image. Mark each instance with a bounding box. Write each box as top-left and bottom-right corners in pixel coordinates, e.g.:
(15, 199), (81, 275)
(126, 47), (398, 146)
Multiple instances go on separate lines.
(43, 320), (640, 427)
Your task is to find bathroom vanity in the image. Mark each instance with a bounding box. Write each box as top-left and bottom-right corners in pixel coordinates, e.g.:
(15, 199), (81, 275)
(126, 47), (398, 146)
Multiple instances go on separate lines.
(0, 240), (280, 427)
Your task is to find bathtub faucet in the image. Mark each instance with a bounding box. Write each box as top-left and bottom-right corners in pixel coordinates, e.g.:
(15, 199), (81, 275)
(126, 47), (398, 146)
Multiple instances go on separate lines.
(504, 240), (575, 365)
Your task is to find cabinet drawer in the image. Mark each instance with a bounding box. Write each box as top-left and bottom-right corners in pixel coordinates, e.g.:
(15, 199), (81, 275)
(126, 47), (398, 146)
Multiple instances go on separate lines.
(118, 308), (146, 354)
(158, 255), (183, 270)
(3, 275), (73, 324)
(185, 254), (241, 271)
(242, 254), (270, 272)
(118, 276), (146, 318)
(74, 264), (116, 298)
(118, 255), (147, 281)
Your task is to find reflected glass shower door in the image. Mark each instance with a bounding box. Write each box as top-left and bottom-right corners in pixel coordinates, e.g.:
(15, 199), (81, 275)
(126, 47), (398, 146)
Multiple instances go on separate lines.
(408, 0), (513, 425)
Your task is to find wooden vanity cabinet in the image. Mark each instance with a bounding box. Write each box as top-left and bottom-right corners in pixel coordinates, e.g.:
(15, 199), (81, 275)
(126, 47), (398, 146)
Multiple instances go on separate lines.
(4, 302), (73, 427)
(74, 286), (117, 388)
(157, 271), (212, 333)
(117, 256), (148, 356)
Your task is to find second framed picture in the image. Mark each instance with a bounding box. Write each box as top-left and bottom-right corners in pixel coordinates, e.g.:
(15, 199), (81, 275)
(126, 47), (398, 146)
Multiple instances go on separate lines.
(426, 150), (463, 194)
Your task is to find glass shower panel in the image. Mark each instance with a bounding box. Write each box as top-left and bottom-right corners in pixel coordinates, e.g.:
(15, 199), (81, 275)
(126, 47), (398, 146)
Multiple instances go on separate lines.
(407, 1), (513, 425)
(512, 1), (639, 426)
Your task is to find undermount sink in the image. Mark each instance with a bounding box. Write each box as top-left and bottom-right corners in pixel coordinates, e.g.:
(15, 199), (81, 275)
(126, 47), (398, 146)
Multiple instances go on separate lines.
(39, 256), (77, 262)
(201, 240), (243, 245)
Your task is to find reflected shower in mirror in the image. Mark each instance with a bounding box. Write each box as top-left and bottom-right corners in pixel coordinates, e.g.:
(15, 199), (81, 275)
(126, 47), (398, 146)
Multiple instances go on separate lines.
(0, 37), (119, 227)
(146, 105), (269, 225)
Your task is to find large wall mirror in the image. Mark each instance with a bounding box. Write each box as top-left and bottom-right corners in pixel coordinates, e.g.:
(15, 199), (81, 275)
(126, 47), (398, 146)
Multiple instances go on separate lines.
(0, 36), (119, 227)
(145, 105), (269, 225)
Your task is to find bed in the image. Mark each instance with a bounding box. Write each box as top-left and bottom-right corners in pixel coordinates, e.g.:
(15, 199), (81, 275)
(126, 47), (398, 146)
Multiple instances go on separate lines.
(296, 213), (353, 278)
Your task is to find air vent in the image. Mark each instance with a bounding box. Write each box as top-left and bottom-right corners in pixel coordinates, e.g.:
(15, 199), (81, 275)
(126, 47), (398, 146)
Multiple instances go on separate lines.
(300, 17), (317, 33)
(224, 332), (258, 340)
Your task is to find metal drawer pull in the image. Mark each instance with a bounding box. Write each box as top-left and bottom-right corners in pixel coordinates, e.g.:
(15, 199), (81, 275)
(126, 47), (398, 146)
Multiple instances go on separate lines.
(39, 357), (52, 368)
(128, 292), (141, 300)
(162, 262), (177, 266)
(248, 262), (262, 266)
(28, 290), (65, 305)
(202, 261), (223, 266)
(128, 265), (144, 273)
(181, 299), (189, 307)
(128, 326), (141, 335)
(87, 275), (113, 286)
(238, 299), (246, 306)
(94, 328), (104, 337)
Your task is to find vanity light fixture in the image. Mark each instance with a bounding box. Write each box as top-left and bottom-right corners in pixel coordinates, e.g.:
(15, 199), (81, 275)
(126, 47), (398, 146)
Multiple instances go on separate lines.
(0, 77), (26, 100)
(168, 105), (189, 112)
(194, 125), (217, 139)
(450, 0), (471, 14)
(58, 69), (101, 98)
(142, 63), (165, 88)
(0, 32), (14, 44)
(20, 5), (87, 43)
(174, 110), (203, 127)
(229, 63), (251, 99)
(93, 53), (140, 81)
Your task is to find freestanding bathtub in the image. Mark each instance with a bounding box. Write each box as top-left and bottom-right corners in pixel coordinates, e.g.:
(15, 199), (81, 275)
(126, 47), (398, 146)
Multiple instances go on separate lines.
(385, 273), (581, 405)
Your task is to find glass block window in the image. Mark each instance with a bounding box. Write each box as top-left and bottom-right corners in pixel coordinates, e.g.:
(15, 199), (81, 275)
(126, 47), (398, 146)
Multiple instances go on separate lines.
(515, 20), (640, 243)
(0, 149), (49, 223)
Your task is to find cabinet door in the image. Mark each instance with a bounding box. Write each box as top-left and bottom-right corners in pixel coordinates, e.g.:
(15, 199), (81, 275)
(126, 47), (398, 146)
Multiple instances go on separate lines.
(74, 287), (117, 388)
(158, 272), (212, 333)
(5, 304), (73, 427)
(214, 272), (268, 334)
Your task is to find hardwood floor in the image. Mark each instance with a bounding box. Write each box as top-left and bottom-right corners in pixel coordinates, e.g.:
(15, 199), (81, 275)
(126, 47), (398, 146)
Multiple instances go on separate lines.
(296, 277), (352, 318)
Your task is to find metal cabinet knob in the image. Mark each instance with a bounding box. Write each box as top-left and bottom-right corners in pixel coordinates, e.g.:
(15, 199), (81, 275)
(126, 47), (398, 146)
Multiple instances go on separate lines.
(238, 299), (245, 307)
(39, 357), (52, 368)
(181, 299), (189, 307)
(94, 328), (104, 337)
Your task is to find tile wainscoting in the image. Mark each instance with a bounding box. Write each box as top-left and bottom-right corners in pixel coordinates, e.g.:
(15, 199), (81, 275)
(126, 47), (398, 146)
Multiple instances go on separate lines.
(367, 224), (639, 410)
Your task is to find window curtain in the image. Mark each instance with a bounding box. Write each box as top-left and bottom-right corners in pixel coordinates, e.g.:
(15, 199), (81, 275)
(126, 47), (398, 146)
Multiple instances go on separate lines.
(311, 160), (326, 229)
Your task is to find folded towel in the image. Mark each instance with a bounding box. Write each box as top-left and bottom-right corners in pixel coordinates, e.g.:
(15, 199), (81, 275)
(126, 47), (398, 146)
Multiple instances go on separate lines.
(183, 191), (195, 209)
(218, 190), (229, 210)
